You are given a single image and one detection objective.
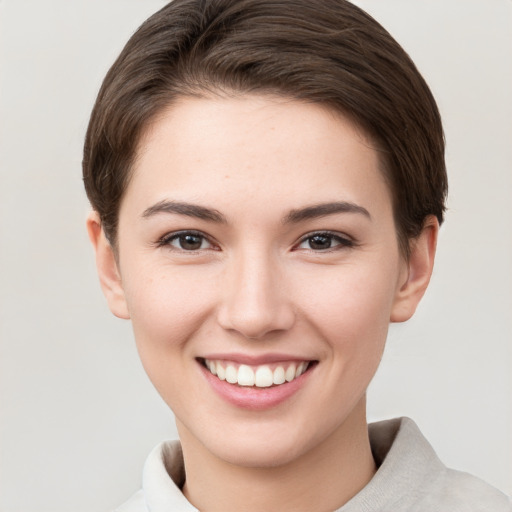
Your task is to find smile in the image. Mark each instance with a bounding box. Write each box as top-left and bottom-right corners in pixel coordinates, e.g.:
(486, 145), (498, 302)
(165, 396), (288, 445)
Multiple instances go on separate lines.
(203, 359), (311, 388)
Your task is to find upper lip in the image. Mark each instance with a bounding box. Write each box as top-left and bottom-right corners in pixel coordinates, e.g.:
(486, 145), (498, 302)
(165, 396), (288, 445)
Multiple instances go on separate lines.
(199, 352), (314, 365)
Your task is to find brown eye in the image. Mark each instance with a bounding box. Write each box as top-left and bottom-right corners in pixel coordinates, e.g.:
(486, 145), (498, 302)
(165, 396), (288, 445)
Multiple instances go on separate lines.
(297, 232), (354, 251)
(177, 233), (204, 250)
(308, 234), (333, 250)
(159, 230), (214, 251)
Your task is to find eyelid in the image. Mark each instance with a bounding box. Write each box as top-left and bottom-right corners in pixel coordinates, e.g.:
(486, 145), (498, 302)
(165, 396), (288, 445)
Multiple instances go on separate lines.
(294, 230), (356, 251)
(156, 229), (219, 251)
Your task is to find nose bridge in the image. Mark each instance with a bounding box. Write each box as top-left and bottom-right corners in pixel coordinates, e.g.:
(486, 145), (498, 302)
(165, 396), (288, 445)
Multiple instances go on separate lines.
(217, 245), (295, 339)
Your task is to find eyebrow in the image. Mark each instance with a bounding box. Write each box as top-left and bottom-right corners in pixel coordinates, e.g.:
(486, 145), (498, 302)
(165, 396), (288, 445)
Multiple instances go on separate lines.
(283, 201), (371, 224)
(141, 199), (370, 225)
(142, 200), (227, 223)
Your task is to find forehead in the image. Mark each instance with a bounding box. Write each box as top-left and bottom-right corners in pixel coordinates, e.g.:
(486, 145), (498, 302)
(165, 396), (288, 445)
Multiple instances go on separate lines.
(124, 94), (392, 220)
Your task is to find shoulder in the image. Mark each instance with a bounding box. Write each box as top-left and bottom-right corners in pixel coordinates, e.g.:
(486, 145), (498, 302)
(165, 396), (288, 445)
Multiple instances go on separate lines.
(340, 417), (512, 512)
(113, 490), (147, 512)
(420, 468), (512, 512)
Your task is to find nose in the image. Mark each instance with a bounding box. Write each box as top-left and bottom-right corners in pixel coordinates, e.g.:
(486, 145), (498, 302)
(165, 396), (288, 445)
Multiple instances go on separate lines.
(217, 250), (296, 340)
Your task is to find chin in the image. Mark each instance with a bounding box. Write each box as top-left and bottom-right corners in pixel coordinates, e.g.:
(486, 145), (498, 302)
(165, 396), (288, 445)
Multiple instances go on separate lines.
(212, 438), (307, 469)
(196, 417), (330, 469)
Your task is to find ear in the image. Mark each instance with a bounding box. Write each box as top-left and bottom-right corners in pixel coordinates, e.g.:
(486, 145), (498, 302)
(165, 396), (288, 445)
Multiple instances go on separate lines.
(390, 215), (439, 323)
(86, 211), (130, 319)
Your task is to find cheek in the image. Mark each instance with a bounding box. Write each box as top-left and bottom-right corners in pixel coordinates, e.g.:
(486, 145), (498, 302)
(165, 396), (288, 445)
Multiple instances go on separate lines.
(295, 264), (398, 359)
(122, 261), (218, 377)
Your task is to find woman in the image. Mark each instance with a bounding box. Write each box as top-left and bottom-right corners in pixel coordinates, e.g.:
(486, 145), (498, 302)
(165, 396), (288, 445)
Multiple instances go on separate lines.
(83, 0), (511, 510)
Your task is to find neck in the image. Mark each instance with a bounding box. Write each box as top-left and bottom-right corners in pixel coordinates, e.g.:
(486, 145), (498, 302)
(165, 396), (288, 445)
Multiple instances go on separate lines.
(179, 398), (376, 512)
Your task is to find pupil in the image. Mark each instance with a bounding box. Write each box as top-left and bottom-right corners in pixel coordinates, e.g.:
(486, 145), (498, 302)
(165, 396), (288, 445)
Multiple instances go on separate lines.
(180, 234), (202, 250)
(309, 235), (331, 250)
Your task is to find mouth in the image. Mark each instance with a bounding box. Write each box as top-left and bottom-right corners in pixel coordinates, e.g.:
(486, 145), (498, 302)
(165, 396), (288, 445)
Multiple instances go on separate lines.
(199, 358), (316, 388)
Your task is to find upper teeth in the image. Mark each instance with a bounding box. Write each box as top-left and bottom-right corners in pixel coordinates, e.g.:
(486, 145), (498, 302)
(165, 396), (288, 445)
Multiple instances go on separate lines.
(204, 359), (309, 388)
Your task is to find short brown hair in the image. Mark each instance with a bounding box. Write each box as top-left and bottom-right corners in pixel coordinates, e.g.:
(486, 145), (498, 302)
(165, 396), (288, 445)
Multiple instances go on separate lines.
(83, 0), (447, 255)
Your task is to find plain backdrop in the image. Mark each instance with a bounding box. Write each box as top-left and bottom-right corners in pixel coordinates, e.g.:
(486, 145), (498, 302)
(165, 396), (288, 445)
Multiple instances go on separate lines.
(0, 1), (511, 511)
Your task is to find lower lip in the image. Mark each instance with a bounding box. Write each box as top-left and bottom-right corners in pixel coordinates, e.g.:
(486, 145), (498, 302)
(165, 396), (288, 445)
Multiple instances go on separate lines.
(199, 362), (314, 410)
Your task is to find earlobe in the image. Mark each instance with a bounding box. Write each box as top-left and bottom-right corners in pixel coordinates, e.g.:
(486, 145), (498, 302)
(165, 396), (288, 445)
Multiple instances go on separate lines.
(390, 216), (439, 323)
(86, 211), (130, 320)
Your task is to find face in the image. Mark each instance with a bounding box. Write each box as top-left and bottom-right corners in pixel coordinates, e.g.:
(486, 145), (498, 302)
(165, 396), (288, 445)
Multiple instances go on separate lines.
(93, 94), (432, 468)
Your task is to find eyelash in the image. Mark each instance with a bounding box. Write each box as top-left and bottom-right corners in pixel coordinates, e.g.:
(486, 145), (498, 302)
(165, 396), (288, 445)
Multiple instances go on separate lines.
(156, 230), (218, 252)
(295, 231), (355, 252)
(156, 230), (355, 253)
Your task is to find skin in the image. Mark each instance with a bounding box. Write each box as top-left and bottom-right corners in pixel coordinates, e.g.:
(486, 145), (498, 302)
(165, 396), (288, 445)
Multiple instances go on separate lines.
(88, 94), (438, 512)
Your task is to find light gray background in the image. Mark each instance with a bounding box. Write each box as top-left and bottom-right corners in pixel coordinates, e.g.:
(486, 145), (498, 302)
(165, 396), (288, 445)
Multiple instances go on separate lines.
(1, 1), (511, 511)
